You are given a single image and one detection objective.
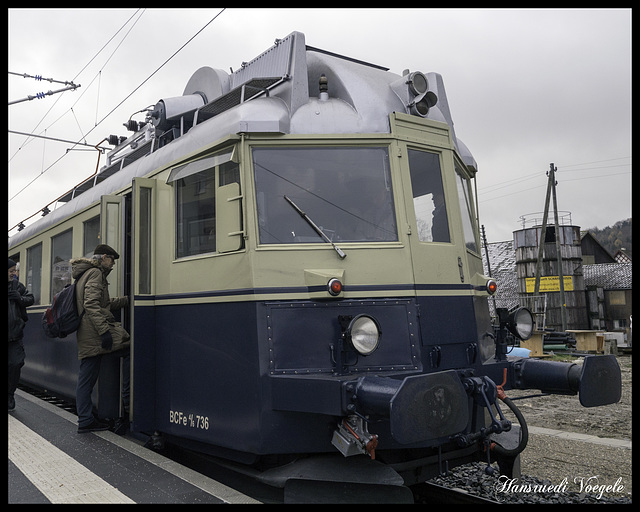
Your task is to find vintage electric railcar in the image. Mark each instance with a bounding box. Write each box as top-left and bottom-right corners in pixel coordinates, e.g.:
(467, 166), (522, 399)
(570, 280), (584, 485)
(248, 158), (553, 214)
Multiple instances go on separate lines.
(9, 32), (621, 502)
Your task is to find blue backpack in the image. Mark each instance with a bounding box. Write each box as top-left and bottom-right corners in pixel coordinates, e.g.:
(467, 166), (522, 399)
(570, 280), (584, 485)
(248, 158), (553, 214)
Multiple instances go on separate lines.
(42, 281), (85, 338)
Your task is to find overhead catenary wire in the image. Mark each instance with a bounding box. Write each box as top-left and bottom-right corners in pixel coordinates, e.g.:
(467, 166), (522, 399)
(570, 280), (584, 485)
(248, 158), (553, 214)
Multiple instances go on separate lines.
(9, 9), (225, 195)
(8, 137), (112, 233)
(8, 8), (227, 233)
(9, 71), (78, 85)
(8, 129), (110, 150)
(8, 82), (81, 106)
(8, 71), (81, 105)
(87, 8), (226, 136)
(8, 9), (146, 203)
(8, 9), (145, 167)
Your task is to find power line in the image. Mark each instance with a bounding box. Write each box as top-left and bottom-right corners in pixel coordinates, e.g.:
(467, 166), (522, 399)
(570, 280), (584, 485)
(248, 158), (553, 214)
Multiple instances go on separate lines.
(478, 159), (631, 199)
(561, 163), (630, 173)
(478, 168), (631, 203)
(561, 171), (631, 184)
(556, 156), (631, 168)
(478, 173), (540, 194)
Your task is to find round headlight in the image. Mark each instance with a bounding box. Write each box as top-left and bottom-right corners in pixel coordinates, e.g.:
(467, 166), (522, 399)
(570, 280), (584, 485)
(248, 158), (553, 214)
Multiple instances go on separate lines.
(410, 98), (431, 117)
(408, 72), (428, 96)
(509, 307), (534, 340)
(409, 91), (437, 117)
(348, 315), (381, 355)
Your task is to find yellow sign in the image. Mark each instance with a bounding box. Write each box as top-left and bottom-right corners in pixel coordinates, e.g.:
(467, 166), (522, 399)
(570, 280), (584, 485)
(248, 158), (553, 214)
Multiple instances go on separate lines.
(525, 276), (573, 293)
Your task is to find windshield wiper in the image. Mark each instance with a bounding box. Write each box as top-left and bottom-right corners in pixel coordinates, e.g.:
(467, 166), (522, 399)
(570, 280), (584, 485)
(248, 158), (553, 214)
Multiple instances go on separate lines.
(284, 195), (346, 259)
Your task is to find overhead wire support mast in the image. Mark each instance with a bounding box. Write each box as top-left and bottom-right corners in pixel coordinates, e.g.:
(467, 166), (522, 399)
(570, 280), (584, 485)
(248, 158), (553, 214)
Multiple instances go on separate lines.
(8, 71), (80, 105)
(8, 130), (109, 151)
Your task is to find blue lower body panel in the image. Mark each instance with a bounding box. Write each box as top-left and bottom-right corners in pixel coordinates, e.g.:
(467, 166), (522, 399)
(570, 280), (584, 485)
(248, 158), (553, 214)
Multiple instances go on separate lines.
(130, 294), (483, 456)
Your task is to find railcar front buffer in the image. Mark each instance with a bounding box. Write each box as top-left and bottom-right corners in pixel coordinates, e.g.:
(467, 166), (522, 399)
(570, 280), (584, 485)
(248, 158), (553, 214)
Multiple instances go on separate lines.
(513, 354), (622, 407)
(333, 370), (470, 453)
(578, 355), (622, 407)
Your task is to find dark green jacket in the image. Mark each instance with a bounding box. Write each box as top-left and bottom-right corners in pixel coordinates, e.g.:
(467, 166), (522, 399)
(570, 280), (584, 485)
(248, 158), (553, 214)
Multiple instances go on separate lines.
(70, 257), (130, 360)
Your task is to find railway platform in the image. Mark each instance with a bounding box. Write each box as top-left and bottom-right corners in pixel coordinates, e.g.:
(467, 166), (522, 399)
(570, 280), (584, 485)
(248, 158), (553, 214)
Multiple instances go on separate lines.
(8, 389), (260, 504)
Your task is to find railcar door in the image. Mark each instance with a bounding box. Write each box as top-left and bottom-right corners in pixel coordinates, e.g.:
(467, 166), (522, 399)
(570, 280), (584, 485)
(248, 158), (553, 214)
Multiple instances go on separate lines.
(392, 114), (481, 369)
(128, 177), (154, 431)
(97, 194), (128, 419)
(129, 176), (173, 432)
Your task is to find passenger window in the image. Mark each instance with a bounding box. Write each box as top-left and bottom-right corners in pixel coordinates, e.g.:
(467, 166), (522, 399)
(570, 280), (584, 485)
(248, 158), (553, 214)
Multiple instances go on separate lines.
(27, 243), (43, 305)
(455, 166), (479, 253)
(407, 149), (450, 243)
(83, 216), (101, 257)
(50, 229), (73, 301)
(172, 147), (241, 258)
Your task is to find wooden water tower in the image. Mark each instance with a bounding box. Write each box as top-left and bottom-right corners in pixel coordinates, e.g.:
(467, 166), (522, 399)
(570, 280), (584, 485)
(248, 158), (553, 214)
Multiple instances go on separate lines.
(513, 211), (588, 331)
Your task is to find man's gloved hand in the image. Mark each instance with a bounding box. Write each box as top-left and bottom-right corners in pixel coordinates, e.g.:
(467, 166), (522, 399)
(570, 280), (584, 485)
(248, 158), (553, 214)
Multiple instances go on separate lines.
(100, 331), (113, 350)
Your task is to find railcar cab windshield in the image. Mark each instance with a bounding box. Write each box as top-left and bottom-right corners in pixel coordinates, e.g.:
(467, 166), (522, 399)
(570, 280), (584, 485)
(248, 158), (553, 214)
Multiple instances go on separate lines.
(253, 146), (398, 244)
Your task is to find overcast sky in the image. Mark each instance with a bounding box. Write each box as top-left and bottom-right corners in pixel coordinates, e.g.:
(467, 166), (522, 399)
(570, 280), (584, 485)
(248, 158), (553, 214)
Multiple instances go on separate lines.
(8, 8), (631, 243)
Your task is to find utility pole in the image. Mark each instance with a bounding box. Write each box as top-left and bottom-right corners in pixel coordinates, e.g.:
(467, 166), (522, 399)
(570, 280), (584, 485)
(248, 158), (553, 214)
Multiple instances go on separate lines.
(533, 169), (552, 295)
(550, 164), (567, 331)
(533, 163), (567, 331)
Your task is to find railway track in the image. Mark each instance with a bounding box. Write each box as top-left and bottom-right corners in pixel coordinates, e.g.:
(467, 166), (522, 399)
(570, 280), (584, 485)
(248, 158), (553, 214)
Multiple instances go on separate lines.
(412, 481), (500, 504)
(15, 384), (631, 504)
(15, 384), (499, 503)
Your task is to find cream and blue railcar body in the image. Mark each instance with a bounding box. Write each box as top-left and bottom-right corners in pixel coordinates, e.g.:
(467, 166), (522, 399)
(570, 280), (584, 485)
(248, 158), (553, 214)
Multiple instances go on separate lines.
(9, 32), (621, 497)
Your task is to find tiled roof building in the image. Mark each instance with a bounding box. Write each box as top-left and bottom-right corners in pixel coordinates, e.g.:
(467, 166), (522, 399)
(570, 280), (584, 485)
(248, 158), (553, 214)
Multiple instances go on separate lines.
(482, 238), (632, 333)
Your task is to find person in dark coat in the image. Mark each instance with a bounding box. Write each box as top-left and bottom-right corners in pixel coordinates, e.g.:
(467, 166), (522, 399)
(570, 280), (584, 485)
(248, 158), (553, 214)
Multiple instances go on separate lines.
(70, 245), (130, 433)
(8, 258), (34, 411)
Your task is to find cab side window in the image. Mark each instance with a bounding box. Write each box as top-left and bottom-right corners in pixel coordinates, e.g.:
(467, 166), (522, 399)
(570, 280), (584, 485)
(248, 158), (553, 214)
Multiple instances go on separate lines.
(455, 164), (479, 253)
(407, 149), (450, 243)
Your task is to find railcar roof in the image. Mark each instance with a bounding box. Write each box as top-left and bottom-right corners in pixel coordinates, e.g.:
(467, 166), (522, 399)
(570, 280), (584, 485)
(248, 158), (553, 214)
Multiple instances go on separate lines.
(9, 31), (476, 247)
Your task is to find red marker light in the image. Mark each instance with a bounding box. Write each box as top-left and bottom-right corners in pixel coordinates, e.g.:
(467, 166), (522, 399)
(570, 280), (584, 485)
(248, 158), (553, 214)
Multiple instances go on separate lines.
(487, 279), (498, 295)
(328, 278), (343, 296)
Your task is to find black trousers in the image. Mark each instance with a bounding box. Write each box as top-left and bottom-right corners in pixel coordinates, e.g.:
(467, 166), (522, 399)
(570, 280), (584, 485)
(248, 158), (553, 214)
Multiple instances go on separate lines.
(8, 339), (25, 398)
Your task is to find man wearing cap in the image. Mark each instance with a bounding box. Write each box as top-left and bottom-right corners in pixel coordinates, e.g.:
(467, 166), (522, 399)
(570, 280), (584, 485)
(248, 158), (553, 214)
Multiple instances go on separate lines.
(70, 244), (130, 433)
(8, 258), (34, 411)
